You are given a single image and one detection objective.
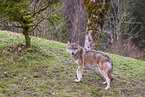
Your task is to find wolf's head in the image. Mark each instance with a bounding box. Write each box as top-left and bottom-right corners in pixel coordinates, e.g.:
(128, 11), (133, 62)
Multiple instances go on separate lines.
(66, 41), (79, 55)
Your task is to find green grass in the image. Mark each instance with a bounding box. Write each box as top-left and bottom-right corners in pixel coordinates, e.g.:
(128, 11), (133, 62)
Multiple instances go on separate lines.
(0, 30), (145, 96)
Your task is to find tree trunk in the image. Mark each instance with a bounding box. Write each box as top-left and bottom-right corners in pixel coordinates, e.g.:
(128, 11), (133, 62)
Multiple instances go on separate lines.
(83, 0), (110, 50)
(22, 28), (31, 48)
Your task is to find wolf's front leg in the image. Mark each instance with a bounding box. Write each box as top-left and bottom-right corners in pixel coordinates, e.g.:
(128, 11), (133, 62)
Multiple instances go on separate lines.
(75, 66), (83, 82)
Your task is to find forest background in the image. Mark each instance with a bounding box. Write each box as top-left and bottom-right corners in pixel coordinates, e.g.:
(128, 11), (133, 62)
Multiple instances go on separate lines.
(0, 0), (145, 60)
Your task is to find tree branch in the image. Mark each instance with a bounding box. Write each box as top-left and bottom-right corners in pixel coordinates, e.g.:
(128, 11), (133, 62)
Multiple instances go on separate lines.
(29, 19), (44, 32)
(33, 0), (40, 17)
(32, 4), (50, 17)
(0, 18), (10, 23)
(0, 18), (22, 28)
(12, 25), (23, 28)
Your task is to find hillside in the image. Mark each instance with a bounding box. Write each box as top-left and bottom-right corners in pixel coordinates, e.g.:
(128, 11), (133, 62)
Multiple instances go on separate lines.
(0, 30), (145, 96)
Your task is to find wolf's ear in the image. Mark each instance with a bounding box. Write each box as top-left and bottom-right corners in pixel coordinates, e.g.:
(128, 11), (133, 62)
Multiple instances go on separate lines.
(68, 41), (70, 45)
(74, 41), (78, 45)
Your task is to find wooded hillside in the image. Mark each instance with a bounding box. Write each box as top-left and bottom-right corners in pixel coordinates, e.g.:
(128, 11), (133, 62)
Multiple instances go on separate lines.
(0, 0), (144, 60)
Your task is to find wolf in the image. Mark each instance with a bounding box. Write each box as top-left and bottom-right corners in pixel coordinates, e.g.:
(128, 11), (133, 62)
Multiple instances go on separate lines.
(66, 41), (113, 90)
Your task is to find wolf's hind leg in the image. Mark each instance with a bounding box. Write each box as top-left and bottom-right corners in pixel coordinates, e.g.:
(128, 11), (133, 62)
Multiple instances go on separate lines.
(75, 66), (83, 82)
(102, 69), (113, 85)
(101, 70), (110, 90)
(98, 68), (107, 84)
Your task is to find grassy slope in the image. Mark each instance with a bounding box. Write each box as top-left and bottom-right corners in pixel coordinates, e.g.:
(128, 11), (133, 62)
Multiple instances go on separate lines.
(0, 30), (145, 97)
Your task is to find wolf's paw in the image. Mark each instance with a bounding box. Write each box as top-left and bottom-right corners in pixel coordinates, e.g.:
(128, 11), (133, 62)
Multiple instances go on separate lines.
(75, 79), (80, 82)
(102, 81), (107, 84)
(105, 87), (110, 90)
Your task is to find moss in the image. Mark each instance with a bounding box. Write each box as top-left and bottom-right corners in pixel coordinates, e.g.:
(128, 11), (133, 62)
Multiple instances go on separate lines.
(83, 0), (111, 49)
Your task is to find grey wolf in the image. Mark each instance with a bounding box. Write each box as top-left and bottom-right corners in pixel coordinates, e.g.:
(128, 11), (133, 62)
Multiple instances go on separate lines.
(66, 41), (113, 90)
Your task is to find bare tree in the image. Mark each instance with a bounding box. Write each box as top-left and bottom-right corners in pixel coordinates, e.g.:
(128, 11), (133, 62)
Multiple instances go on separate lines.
(64, 0), (87, 45)
(102, 0), (141, 58)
